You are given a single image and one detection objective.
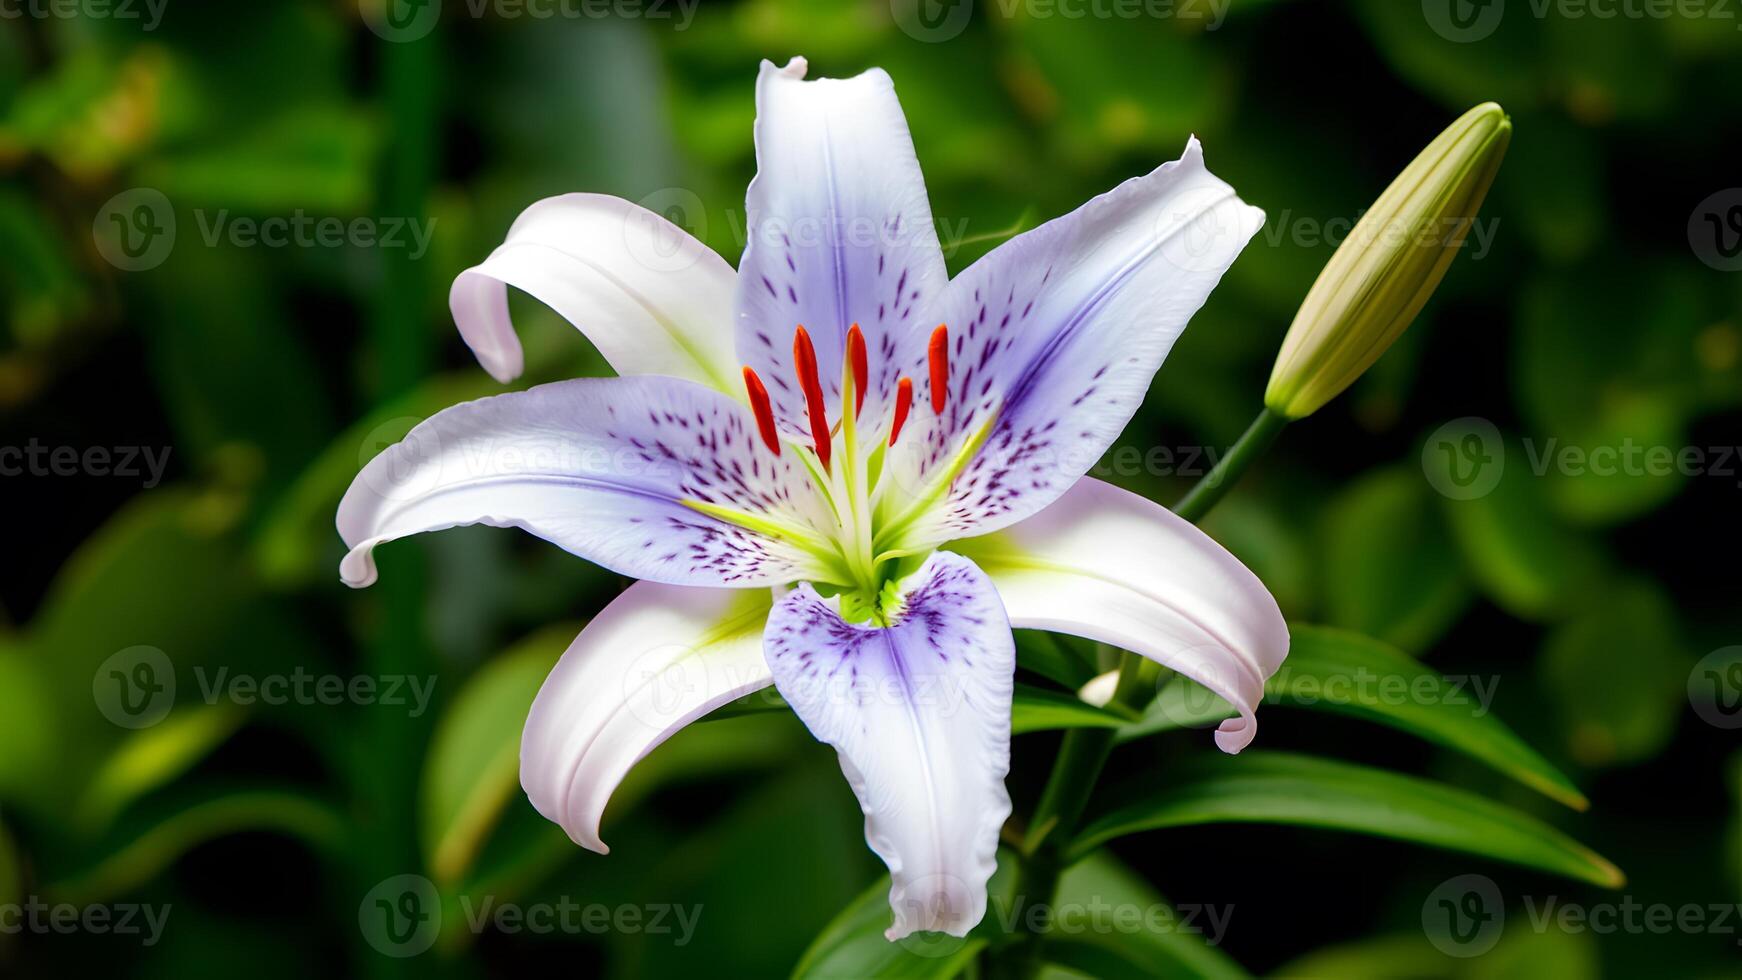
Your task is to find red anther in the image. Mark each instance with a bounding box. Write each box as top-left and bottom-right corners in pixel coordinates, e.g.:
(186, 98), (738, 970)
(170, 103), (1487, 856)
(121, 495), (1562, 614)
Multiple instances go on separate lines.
(889, 377), (914, 447)
(927, 323), (949, 413)
(793, 325), (832, 473)
(742, 367), (780, 457)
(846, 323), (868, 418)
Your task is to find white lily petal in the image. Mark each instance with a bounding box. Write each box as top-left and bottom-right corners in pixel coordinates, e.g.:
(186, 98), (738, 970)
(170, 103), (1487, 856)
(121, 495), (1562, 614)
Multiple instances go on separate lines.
(735, 56), (947, 437)
(337, 375), (831, 589)
(885, 138), (1264, 546)
(765, 551), (1013, 939)
(451, 193), (740, 391)
(520, 582), (774, 852)
(955, 478), (1288, 752)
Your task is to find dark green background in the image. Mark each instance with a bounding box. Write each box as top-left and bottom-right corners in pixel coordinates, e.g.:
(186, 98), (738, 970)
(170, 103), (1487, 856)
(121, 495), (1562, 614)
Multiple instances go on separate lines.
(1, 0), (1738, 976)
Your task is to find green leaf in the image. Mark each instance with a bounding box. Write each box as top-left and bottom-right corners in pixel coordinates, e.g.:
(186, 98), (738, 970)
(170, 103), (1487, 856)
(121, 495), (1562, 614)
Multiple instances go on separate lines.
(420, 623), (569, 886)
(1321, 467), (1470, 653)
(704, 686), (791, 722)
(1041, 851), (1250, 980)
(1513, 266), (1712, 524)
(1538, 579), (1688, 768)
(792, 858), (998, 980)
(1016, 630), (1101, 690)
(0, 643), (58, 802)
(76, 704), (246, 833)
(1070, 752), (1622, 888)
(1271, 933), (1448, 980)
(48, 789), (344, 903)
(0, 186), (90, 346)
(19, 490), (259, 813)
(1437, 444), (1607, 620)
(251, 372), (500, 586)
(1121, 626), (1586, 809)
(0, 814), (20, 911)
(139, 105), (378, 211)
(1272, 925), (1598, 980)
(1012, 684), (1133, 735)
(1729, 753), (1742, 904)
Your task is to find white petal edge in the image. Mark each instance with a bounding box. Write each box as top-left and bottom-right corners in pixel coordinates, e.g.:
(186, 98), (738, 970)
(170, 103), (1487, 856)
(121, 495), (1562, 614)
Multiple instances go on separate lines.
(764, 551), (1014, 939)
(956, 478), (1288, 752)
(450, 193), (740, 391)
(520, 581), (774, 852)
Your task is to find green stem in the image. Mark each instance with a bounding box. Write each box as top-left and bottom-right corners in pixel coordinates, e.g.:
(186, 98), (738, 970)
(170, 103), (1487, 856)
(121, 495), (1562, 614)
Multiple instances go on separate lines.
(987, 406), (1289, 978)
(1171, 407), (1289, 524)
(357, 29), (438, 980)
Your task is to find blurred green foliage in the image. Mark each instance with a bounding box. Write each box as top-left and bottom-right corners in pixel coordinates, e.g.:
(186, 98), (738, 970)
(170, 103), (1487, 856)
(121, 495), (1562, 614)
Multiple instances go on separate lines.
(1, 0), (1739, 977)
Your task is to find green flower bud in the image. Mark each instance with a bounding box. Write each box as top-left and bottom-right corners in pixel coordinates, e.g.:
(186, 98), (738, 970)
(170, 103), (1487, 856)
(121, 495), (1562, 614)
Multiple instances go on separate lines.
(1265, 103), (1512, 420)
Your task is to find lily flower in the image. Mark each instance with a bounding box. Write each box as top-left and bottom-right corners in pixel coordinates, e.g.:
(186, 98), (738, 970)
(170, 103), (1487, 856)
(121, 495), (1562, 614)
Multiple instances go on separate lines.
(338, 57), (1288, 940)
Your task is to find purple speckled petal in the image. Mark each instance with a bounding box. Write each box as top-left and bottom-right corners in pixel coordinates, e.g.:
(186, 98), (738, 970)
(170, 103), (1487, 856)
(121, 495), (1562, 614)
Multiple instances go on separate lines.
(735, 57), (947, 440)
(886, 138), (1264, 546)
(956, 478), (1289, 753)
(521, 581), (773, 853)
(450, 193), (739, 391)
(337, 376), (832, 589)
(764, 551), (1013, 940)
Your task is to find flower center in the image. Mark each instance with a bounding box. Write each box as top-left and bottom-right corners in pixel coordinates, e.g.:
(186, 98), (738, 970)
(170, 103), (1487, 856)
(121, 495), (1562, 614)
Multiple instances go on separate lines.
(737, 322), (955, 592)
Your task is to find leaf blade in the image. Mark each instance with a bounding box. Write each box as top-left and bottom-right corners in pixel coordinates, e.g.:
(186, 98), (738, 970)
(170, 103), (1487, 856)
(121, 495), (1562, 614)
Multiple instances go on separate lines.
(1070, 752), (1622, 888)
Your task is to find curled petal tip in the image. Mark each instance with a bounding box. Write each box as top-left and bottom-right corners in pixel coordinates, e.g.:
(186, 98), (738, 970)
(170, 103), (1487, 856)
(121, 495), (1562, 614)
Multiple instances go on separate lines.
(1214, 716), (1257, 754)
(338, 547), (379, 589)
